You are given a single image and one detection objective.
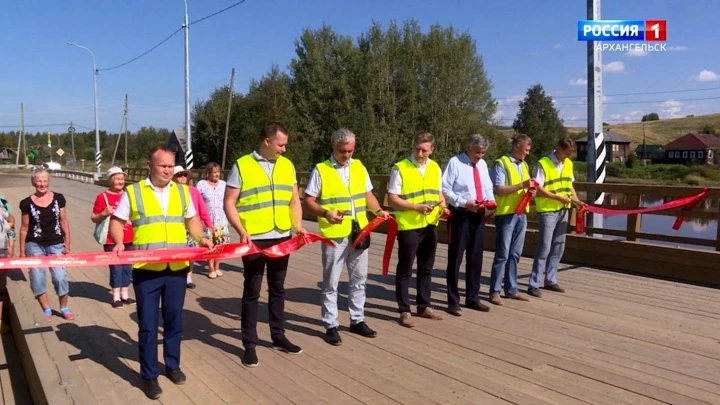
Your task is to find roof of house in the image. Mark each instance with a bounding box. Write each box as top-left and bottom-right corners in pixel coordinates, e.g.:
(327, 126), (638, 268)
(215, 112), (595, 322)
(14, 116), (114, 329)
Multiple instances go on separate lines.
(575, 130), (631, 144)
(168, 128), (187, 153)
(634, 144), (664, 154)
(663, 133), (720, 150)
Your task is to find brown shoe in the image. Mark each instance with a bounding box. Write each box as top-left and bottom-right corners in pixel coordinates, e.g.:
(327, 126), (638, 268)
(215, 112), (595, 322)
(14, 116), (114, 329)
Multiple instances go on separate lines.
(488, 293), (503, 306)
(399, 312), (416, 328)
(506, 293), (530, 302)
(417, 307), (443, 320)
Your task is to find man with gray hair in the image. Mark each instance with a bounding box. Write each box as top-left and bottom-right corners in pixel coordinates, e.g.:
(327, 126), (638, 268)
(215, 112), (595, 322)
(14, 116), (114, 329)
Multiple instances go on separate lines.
(441, 134), (495, 316)
(305, 128), (389, 346)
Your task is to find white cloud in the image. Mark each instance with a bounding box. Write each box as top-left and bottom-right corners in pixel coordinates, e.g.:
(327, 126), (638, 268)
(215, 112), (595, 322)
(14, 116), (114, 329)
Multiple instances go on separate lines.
(569, 78), (587, 86)
(625, 49), (648, 57)
(668, 45), (688, 51)
(603, 61), (625, 73)
(690, 70), (720, 82)
(553, 44), (563, 50)
(656, 99), (683, 118)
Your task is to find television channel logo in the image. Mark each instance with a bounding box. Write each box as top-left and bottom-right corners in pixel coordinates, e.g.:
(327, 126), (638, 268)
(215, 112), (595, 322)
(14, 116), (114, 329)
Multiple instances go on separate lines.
(578, 20), (666, 41)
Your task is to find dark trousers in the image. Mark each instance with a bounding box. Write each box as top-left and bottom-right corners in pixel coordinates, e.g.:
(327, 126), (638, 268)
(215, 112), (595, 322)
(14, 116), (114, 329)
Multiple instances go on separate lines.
(395, 225), (437, 314)
(446, 206), (485, 308)
(240, 237), (290, 349)
(133, 267), (187, 380)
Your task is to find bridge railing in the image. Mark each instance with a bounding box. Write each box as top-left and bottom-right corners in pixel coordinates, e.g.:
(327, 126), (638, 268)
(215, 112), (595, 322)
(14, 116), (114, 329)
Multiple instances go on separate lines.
(50, 169), (97, 184)
(118, 167), (720, 252)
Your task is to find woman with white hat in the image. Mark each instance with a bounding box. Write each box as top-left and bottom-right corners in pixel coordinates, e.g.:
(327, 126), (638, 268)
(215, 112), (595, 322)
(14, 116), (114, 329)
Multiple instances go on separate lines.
(173, 166), (213, 288)
(91, 166), (135, 307)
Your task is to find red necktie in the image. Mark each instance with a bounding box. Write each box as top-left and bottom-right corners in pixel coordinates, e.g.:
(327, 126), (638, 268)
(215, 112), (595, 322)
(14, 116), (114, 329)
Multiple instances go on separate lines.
(473, 163), (484, 202)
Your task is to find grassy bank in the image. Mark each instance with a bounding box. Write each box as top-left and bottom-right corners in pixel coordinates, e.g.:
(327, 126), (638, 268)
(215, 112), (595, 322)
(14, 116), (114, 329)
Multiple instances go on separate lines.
(572, 161), (720, 185)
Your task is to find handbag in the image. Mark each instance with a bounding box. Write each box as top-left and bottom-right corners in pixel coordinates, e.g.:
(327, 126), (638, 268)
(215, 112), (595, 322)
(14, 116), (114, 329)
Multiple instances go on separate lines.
(93, 193), (111, 245)
(351, 220), (370, 250)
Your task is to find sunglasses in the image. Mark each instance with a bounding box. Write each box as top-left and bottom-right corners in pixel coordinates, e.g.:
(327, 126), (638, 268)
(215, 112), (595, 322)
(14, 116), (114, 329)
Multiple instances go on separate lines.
(175, 173), (188, 178)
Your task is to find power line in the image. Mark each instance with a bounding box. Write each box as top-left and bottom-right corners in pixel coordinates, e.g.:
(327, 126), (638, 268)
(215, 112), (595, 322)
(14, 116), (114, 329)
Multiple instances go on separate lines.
(497, 85), (720, 101)
(497, 94), (720, 107)
(189, 0), (247, 26)
(98, 28), (183, 72)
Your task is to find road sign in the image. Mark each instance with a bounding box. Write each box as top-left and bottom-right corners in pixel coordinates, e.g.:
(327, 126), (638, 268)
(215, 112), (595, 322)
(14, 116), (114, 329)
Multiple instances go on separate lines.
(27, 150), (38, 158)
(56, 148), (65, 157)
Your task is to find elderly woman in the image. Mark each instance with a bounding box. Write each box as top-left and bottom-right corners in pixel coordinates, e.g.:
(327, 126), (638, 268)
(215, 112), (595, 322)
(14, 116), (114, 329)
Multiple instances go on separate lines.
(91, 167), (135, 308)
(18, 168), (74, 322)
(172, 166), (213, 288)
(195, 162), (230, 278)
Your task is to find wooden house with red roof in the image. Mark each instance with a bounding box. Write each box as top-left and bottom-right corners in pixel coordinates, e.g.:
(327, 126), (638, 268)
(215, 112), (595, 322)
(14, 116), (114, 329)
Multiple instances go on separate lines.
(663, 132), (720, 165)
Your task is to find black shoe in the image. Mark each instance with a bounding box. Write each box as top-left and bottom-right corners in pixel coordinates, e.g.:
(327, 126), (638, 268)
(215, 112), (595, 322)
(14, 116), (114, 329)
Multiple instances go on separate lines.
(142, 378), (162, 400)
(112, 300), (123, 309)
(165, 368), (186, 385)
(325, 327), (342, 346)
(242, 347), (259, 367)
(447, 305), (463, 317)
(186, 282), (196, 289)
(527, 287), (542, 298)
(122, 297), (136, 305)
(272, 336), (302, 354)
(466, 300), (490, 312)
(544, 284), (566, 293)
(349, 322), (377, 338)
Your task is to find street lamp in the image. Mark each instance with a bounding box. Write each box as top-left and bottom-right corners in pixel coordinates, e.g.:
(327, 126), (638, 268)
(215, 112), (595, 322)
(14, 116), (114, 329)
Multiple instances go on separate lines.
(67, 41), (102, 178)
(183, 0), (193, 168)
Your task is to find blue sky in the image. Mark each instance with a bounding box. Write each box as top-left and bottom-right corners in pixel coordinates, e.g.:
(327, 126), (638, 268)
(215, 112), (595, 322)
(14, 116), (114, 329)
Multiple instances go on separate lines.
(1, 0), (719, 135)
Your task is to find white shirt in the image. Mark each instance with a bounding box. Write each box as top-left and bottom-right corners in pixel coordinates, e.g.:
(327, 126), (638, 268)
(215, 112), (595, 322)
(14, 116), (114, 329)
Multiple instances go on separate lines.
(226, 151), (299, 240)
(441, 152), (495, 208)
(387, 155), (442, 195)
(304, 156), (373, 218)
(533, 151), (575, 187)
(114, 178), (196, 221)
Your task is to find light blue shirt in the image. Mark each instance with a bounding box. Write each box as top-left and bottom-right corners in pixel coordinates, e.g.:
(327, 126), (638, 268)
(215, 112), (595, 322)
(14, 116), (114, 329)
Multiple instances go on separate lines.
(442, 152), (495, 208)
(491, 153), (527, 187)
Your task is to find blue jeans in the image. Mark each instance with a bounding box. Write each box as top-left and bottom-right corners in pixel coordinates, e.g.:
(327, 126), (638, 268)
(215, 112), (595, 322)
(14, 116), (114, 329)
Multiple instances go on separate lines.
(490, 213), (528, 295)
(529, 209), (569, 289)
(104, 244), (132, 288)
(26, 242), (69, 297)
(321, 237), (368, 329)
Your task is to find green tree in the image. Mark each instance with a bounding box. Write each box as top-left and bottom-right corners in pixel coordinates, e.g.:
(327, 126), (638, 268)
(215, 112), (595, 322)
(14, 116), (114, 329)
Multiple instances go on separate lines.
(698, 124), (716, 135)
(511, 84), (567, 163)
(641, 112), (660, 122)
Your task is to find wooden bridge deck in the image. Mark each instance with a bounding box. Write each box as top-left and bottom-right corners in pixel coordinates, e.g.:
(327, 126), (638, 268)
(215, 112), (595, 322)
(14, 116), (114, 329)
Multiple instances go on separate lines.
(2, 174), (720, 405)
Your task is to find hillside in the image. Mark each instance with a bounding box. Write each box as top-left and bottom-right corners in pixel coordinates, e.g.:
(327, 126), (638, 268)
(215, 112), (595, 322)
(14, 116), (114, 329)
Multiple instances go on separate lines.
(498, 113), (720, 148)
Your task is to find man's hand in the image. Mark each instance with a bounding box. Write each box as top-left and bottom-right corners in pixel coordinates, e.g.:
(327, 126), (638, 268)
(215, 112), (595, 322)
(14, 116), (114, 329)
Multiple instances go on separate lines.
(295, 227), (309, 236)
(375, 210), (390, 218)
(464, 200), (481, 212)
(112, 243), (125, 254)
(414, 204), (433, 215)
(558, 195), (571, 205)
(570, 199), (583, 209)
(326, 210), (345, 224)
(198, 236), (214, 250)
(529, 188), (537, 196)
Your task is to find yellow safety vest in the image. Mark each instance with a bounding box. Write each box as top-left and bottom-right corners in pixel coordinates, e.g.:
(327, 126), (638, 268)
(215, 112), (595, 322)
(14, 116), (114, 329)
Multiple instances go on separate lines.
(392, 158), (442, 231)
(315, 159), (369, 239)
(494, 155), (530, 216)
(235, 154), (294, 235)
(127, 179), (190, 271)
(535, 156), (574, 213)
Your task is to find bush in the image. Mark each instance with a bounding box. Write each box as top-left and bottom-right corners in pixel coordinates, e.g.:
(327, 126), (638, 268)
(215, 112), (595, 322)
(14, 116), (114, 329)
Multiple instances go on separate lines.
(625, 153), (637, 168)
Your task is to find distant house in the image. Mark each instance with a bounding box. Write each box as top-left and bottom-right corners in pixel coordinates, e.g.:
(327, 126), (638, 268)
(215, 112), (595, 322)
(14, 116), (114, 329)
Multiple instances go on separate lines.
(633, 144), (664, 161)
(575, 131), (632, 162)
(663, 133), (720, 165)
(167, 128), (188, 167)
(0, 147), (17, 164)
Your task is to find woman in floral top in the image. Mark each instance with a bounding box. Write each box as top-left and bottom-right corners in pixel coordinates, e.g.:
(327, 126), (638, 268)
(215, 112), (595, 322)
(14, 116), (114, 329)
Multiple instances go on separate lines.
(18, 168), (74, 322)
(196, 162), (229, 278)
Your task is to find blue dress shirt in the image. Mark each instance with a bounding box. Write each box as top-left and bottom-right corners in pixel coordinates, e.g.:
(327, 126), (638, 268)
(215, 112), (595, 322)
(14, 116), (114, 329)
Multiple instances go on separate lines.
(442, 152), (495, 208)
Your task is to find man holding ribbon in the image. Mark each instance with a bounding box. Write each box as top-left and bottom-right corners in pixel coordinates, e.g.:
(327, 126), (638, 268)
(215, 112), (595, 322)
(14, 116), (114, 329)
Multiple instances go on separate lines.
(441, 134), (496, 316)
(304, 128), (389, 346)
(387, 132), (448, 328)
(110, 146), (212, 400)
(488, 134), (534, 305)
(528, 137), (581, 298)
(223, 123), (307, 368)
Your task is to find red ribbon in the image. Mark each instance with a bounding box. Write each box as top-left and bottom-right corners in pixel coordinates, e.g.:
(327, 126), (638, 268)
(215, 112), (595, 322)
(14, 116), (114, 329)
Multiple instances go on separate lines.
(575, 188), (708, 234)
(514, 187), (537, 215)
(0, 233), (333, 270)
(351, 215), (398, 276)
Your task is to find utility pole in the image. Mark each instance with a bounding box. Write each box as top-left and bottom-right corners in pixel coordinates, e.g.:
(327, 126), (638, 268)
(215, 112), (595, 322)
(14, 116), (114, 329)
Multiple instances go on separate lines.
(183, 0), (193, 169)
(69, 122), (76, 167)
(221, 67), (236, 170)
(586, 0), (604, 231)
(124, 94), (129, 167)
(15, 103), (24, 167)
(112, 94), (129, 167)
(642, 124), (646, 160)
